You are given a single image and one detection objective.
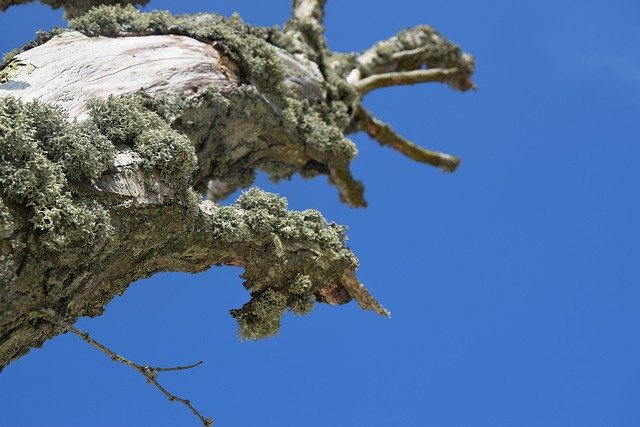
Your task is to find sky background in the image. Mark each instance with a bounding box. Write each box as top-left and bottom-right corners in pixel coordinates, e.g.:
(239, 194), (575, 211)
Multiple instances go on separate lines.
(1, 0), (639, 426)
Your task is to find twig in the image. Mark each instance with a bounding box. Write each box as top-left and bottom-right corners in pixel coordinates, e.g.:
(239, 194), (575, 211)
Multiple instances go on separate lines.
(40, 311), (213, 426)
(356, 107), (461, 172)
(353, 68), (461, 96)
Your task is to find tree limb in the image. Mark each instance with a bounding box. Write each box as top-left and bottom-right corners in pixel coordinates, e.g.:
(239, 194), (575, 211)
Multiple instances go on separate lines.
(355, 106), (461, 172)
(346, 25), (475, 92)
(0, 6), (472, 377)
(353, 67), (463, 96)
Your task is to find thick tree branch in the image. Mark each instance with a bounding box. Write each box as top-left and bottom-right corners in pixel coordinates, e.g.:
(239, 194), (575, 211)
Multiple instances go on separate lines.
(0, 6), (473, 377)
(355, 106), (460, 172)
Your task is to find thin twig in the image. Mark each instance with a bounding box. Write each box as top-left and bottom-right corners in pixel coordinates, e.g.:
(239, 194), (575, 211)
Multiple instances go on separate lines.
(40, 311), (213, 426)
(356, 107), (461, 172)
(353, 68), (461, 96)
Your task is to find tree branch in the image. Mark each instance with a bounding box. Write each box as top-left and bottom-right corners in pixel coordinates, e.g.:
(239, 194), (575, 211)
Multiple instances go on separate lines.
(40, 311), (213, 426)
(330, 166), (367, 208)
(355, 106), (461, 172)
(346, 25), (475, 92)
(353, 67), (463, 96)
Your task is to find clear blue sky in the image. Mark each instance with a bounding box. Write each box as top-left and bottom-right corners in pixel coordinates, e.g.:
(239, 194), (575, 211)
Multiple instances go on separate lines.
(1, 1), (639, 426)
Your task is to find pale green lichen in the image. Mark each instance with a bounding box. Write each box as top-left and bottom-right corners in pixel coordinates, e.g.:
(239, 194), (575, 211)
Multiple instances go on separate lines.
(235, 288), (288, 340)
(283, 98), (357, 167)
(21, 101), (114, 180)
(288, 274), (315, 316)
(69, 5), (286, 101)
(68, 4), (170, 35)
(221, 189), (356, 339)
(0, 94), (199, 250)
(88, 94), (164, 145)
(0, 198), (18, 284)
(3, 5), (366, 208)
(89, 95), (197, 186)
(0, 97), (113, 249)
(0, 198), (15, 240)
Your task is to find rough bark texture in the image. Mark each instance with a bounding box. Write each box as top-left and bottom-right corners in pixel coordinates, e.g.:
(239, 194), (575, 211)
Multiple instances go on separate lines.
(0, 4), (474, 372)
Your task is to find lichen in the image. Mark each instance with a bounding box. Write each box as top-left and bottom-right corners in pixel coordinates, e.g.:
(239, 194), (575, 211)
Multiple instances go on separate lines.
(21, 101), (114, 180)
(69, 5), (287, 101)
(282, 98), (357, 167)
(0, 94), (200, 250)
(3, 5), (366, 207)
(0, 97), (113, 250)
(219, 189), (357, 339)
(88, 94), (164, 145)
(0, 197), (17, 285)
(68, 4), (170, 35)
(89, 94), (197, 186)
(234, 288), (288, 340)
(288, 274), (315, 316)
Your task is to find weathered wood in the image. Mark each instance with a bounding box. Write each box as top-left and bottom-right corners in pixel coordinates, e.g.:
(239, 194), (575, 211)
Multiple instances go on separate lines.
(0, 31), (239, 119)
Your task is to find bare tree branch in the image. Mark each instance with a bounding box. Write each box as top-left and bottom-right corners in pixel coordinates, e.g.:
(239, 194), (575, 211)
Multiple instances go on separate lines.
(355, 107), (461, 172)
(39, 310), (213, 426)
(353, 67), (465, 96)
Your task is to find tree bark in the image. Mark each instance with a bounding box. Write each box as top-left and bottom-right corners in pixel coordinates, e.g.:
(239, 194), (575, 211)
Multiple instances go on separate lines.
(0, 4), (474, 371)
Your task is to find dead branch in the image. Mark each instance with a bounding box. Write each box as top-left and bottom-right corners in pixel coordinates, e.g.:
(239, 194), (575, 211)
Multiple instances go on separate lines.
(40, 310), (213, 426)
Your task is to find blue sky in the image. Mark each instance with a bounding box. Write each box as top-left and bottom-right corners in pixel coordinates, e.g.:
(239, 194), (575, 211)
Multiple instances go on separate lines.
(1, 1), (639, 426)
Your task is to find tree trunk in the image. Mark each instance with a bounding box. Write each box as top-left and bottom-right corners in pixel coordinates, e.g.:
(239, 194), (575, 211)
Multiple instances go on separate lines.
(0, 3), (474, 371)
